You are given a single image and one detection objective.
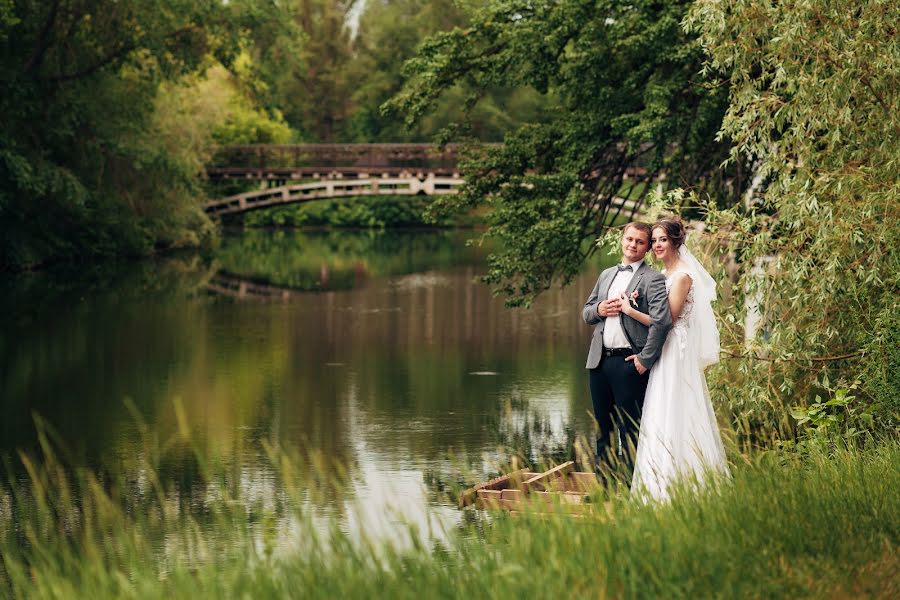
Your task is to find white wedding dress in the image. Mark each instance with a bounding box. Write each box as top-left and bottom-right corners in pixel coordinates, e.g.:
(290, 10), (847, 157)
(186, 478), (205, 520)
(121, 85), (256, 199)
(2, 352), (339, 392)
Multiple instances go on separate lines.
(632, 248), (729, 501)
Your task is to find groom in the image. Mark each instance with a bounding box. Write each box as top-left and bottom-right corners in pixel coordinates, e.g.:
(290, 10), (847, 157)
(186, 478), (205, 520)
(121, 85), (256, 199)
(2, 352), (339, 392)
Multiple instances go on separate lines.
(582, 222), (672, 481)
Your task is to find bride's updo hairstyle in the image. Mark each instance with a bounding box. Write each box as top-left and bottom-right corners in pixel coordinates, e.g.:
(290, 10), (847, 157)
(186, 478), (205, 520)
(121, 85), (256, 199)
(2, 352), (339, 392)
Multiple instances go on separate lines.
(652, 218), (686, 249)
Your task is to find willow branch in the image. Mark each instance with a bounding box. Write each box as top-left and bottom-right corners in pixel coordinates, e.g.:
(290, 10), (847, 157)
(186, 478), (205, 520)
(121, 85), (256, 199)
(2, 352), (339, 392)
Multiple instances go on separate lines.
(722, 350), (865, 367)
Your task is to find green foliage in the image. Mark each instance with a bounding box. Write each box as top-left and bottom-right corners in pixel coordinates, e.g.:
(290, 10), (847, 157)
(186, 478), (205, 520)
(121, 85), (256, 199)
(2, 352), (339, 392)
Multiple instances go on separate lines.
(152, 62), (293, 177)
(242, 195), (468, 228)
(212, 107), (294, 146)
(344, 0), (550, 142)
(788, 385), (875, 452)
(860, 307), (900, 429)
(680, 0), (900, 439)
(240, 0), (550, 143)
(0, 1), (234, 267)
(0, 1), (302, 269)
(388, 0), (745, 305)
(241, 0), (356, 141)
(205, 56), (295, 146)
(786, 309), (900, 449)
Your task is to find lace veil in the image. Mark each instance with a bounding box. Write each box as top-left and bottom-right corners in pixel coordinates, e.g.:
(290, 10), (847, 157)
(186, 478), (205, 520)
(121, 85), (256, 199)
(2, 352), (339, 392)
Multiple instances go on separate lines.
(679, 244), (720, 369)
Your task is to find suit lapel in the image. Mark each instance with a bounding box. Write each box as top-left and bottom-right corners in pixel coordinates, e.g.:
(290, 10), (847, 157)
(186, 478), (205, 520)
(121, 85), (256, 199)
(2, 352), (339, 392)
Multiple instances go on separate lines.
(599, 267), (617, 301)
(626, 262), (647, 296)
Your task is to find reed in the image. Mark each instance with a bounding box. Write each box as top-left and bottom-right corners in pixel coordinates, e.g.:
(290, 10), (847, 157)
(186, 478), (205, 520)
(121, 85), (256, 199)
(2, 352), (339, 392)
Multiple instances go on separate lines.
(1, 431), (897, 599)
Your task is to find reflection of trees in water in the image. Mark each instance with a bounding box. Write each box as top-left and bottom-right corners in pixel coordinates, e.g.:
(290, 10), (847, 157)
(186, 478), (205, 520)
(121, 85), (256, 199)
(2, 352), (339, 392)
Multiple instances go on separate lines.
(212, 229), (484, 292)
(206, 270), (359, 297)
(0, 255), (360, 507)
(0, 256), (217, 463)
(1, 232), (620, 541)
(492, 395), (586, 467)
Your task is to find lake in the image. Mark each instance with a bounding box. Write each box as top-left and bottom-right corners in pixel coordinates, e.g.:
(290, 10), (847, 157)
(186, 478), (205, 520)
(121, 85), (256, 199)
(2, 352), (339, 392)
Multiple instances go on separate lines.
(1, 228), (616, 545)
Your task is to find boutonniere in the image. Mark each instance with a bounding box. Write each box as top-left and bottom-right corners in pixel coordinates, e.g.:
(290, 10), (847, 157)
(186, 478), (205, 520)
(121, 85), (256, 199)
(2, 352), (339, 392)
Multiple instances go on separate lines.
(629, 290), (639, 308)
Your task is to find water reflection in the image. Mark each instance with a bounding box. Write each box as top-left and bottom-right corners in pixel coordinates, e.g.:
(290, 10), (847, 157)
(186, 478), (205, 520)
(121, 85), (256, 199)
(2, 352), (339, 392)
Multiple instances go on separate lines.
(0, 229), (618, 543)
(212, 228), (484, 292)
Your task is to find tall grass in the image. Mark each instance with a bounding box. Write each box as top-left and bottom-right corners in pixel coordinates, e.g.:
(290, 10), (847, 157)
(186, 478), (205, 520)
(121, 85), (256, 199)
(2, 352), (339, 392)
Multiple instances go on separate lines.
(1, 431), (898, 599)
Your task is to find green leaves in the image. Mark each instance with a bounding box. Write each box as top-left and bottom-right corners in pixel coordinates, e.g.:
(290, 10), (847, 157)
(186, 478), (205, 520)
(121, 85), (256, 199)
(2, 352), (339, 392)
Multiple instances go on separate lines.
(391, 0), (743, 305)
(687, 0), (900, 439)
(0, 1), (283, 268)
(789, 384), (877, 454)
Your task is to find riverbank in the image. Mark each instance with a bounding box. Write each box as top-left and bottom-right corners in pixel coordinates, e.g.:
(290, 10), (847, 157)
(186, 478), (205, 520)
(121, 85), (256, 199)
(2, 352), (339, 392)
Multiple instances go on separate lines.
(0, 202), (218, 274)
(2, 436), (897, 598)
(1, 195), (485, 273)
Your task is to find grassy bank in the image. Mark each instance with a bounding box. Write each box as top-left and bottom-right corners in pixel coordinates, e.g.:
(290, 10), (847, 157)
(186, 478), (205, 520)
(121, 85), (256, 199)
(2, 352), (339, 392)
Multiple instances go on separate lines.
(1, 434), (898, 599)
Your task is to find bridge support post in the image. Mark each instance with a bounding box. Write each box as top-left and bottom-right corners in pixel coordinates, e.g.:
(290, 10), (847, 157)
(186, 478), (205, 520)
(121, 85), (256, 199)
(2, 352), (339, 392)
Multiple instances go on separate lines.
(422, 173), (435, 195)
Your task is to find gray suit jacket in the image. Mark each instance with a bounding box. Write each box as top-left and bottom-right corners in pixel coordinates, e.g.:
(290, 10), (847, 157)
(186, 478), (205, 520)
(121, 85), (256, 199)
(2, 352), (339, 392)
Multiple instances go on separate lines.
(582, 262), (672, 370)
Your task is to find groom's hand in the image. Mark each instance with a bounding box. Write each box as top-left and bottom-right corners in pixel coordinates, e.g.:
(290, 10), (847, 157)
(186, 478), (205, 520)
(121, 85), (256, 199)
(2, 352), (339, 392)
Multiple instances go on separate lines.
(597, 299), (621, 317)
(626, 355), (647, 374)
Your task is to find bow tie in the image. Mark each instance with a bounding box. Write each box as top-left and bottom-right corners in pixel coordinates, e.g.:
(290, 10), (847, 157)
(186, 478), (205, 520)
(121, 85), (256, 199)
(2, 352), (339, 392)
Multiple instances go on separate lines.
(617, 264), (633, 272)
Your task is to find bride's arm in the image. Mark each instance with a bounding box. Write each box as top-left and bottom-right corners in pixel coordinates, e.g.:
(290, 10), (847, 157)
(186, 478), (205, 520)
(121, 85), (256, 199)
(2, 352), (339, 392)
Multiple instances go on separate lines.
(618, 292), (652, 326)
(667, 272), (693, 320)
(620, 272), (693, 325)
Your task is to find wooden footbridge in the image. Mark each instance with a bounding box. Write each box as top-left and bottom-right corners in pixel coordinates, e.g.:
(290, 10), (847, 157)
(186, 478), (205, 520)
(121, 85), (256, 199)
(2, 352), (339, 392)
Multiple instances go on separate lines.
(202, 143), (645, 218)
(203, 144), (467, 217)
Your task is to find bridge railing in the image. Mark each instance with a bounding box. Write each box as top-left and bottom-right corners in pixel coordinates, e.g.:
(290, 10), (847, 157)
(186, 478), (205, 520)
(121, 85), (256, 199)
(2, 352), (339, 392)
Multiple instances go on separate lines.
(207, 143), (482, 179)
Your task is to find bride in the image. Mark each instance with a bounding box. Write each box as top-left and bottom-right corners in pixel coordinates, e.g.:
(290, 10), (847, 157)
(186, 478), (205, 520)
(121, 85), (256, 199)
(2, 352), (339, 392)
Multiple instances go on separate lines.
(618, 218), (729, 500)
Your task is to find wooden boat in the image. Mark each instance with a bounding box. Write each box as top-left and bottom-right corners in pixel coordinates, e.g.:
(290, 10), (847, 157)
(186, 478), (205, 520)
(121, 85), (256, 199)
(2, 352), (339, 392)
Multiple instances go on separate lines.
(459, 461), (599, 514)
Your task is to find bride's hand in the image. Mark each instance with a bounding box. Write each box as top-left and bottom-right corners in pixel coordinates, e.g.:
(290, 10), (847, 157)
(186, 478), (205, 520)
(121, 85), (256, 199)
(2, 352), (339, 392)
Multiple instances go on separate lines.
(625, 354), (647, 374)
(618, 292), (634, 316)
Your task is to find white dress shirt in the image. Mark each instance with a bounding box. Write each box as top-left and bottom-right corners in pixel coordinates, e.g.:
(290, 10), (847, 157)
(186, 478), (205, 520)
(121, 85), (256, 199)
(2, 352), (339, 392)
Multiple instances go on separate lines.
(602, 259), (643, 349)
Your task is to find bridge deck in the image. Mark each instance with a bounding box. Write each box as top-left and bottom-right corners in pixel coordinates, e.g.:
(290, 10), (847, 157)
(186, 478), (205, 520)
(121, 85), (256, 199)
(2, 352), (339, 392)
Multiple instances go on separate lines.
(204, 174), (464, 216)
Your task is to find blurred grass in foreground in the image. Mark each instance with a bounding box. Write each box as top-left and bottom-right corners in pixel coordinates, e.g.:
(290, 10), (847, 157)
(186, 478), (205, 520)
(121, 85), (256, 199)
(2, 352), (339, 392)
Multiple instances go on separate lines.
(1, 422), (897, 599)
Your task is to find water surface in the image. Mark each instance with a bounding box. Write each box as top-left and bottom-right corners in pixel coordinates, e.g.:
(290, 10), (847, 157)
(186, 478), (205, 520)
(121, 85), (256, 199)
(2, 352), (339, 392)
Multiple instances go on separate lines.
(1, 229), (616, 543)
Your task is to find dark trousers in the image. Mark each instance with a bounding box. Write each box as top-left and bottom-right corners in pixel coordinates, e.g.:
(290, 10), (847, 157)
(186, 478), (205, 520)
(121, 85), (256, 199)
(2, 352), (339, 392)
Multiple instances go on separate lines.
(589, 355), (649, 482)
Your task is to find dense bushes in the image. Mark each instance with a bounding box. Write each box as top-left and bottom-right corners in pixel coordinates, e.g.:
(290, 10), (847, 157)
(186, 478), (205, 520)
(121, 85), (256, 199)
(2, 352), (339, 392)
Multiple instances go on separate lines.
(861, 308), (900, 432)
(241, 195), (473, 229)
(687, 0), (900, 443)
(0, 2), (300, 270)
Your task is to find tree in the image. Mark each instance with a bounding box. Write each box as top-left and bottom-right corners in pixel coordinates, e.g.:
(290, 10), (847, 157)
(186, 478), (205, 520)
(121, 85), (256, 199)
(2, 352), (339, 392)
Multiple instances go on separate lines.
(388, 0), (745, 305)
(0, 0), (288, 268)
(345, 0), (467, 141)
(151, 60), (293, 179)
(683, 0), (900, 438)
(0, 1), (227, 266)
(345, 0), (549, 142)
(243, 0), (357, 141)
